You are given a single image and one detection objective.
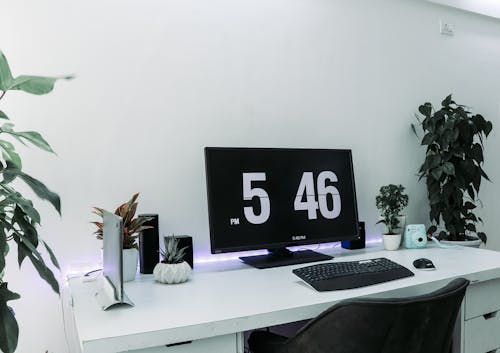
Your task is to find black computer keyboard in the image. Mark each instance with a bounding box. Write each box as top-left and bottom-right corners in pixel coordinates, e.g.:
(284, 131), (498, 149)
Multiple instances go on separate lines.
(293, 257), (414, 291)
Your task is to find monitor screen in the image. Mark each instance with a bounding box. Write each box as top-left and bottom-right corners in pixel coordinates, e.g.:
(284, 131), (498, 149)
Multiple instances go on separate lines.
(205, 147), (359, 254)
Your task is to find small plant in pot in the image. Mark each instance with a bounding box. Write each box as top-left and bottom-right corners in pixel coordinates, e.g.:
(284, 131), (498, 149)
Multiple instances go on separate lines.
(92, 193), (152, 281)
(413, 95), (492, 246)
(376, 184), (409, 250)
(154, 236), (192, 284)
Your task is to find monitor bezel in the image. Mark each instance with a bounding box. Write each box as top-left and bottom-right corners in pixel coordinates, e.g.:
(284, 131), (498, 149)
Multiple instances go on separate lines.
(205, 147), (360, 254)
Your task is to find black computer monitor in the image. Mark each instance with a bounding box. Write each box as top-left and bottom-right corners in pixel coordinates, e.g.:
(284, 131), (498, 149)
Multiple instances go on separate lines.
(204, 147), (360, 268)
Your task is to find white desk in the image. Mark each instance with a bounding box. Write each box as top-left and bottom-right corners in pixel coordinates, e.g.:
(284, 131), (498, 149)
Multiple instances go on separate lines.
(64, 246), (500, 353)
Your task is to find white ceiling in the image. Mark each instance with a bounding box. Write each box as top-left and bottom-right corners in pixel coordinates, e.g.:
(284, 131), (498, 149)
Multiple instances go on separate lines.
(427, 0), (500, 19)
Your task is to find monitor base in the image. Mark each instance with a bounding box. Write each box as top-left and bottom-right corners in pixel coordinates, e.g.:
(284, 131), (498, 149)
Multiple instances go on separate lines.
(240, 249), (333, 269)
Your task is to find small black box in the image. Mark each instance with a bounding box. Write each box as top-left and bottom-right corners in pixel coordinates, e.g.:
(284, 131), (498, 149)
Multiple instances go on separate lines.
(164, 235), (194, 269)
(138, 214), (159, 274)
(341, 221), (365, 250)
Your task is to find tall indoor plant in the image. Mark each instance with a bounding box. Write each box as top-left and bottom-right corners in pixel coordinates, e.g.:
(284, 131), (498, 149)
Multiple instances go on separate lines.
(0, 50), (72, 353)
(413, 94), (492, 244)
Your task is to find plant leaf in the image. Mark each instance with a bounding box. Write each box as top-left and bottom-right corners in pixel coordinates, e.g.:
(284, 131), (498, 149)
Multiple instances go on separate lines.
(8, 75), (73, 95)
(477, 232), (487, 244)
(3, 131), (54, 153)
(0, 283), (20, 353)
(0, 111), (9, 120)
(418, 103), (432, 117)
(42, 241), (60, 270)
(5, 167), (60, 215)
(442, 162), (455, 176)
(0, 51), (14, 91)
(0, 140), (21, 169)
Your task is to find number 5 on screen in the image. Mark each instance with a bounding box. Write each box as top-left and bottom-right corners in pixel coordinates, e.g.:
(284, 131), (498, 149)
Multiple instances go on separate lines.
(243, 173), (271, 224)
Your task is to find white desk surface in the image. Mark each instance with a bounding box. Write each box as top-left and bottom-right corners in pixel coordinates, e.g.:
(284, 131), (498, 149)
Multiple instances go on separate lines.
(67, 246), (500, 353)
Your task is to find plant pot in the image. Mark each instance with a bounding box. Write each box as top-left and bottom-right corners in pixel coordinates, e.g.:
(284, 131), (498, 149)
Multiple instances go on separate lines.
(153, 261), (192, 284)
(122, 248), (139, 282)
(383, 233), (402, 251)
(441, 238), (482, 248)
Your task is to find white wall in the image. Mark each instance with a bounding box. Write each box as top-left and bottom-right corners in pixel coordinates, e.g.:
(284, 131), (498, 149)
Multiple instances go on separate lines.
(1, 0), (500, 351)
(428, 0), (500, 19)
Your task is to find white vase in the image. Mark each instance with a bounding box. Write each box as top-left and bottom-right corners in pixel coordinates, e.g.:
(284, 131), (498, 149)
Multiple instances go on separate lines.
(122, 248), (138, 282)
(441, 238), (482, 248)
(383, 233), (402, 251)
(153, 261), (192, 284)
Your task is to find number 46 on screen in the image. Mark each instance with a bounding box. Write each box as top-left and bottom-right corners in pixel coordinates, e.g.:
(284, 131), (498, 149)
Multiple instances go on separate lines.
(242, 171), (341, 225)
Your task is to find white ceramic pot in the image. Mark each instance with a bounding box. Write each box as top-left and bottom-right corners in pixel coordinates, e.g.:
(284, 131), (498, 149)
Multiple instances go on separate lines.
(383, 233), (402, 251)
(122, 248), (139, 282)
(441, 238), (482, 248)
(153, 261), (192, 284)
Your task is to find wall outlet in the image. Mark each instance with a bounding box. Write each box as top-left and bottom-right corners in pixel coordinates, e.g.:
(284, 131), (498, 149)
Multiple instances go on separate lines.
(440, 20), (455, 36)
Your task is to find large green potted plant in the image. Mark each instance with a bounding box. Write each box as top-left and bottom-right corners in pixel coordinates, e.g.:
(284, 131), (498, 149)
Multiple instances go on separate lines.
(0, 50), (72, 353)
(413, 94), (492, 245)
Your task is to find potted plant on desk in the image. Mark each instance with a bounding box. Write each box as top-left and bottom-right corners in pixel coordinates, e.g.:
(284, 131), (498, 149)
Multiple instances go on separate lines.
(153, 236), (192, 284)
(376, 184), (409, 250)
(413, 95), (492, 246)
(92, 193), (152, 281)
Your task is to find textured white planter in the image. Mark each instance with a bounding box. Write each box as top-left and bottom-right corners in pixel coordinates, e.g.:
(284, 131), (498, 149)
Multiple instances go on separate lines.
(383, 233), (402, 251)
(441, 238), (482, 248)
(154, 261), (192, 284)
(122, 248), (138, 282)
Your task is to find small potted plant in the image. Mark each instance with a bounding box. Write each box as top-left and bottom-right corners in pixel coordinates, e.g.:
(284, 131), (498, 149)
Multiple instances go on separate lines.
(376, 184), (409, 250)
(413, 95), (492, 246)
(153, 236), (192, 284)
(92, 193), (152, 281)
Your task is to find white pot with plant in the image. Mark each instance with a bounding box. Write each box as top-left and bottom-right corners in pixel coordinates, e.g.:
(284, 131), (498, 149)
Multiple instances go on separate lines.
(376, 184), (409, 251)
(154, 236), (192, 284)
(92, 193), (153, 282)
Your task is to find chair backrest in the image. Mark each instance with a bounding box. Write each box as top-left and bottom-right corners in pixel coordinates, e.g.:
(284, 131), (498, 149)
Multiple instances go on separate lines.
(283, 278), (469, 353)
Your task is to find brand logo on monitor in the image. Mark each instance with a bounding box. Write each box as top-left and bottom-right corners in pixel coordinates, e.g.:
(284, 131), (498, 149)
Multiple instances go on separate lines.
(292, 235), (306, 241)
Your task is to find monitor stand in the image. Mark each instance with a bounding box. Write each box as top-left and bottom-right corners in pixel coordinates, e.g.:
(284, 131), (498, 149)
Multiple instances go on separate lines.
(239, 248), (333, 269)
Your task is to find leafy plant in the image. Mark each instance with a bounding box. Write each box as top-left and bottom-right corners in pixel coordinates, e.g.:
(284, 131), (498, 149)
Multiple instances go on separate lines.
(161, 237), (188, 264)
(413, 95), (492, 243)
(0, 50), (72, 353)
(91, 193), (152, 249)
(376, 184), (409, 235)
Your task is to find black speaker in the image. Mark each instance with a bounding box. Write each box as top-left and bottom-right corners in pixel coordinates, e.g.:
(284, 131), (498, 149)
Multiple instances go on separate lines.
(341, 221), (365, 250)
(138, 214), (159, 274)
(164, 235), (194, 269)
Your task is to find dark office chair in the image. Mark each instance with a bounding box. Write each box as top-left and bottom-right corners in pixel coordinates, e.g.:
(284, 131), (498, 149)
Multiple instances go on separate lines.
(248, 278), (469, 353)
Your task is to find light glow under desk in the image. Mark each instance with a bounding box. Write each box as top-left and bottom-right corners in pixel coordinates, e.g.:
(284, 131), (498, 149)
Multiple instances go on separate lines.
(64, 246), (500, 353)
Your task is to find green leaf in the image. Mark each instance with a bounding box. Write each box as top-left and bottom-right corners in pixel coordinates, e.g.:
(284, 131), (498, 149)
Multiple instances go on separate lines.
(431, 167), (443, 181)
(442, 162), (455, 176)
(3, 131), (54, 153)
(0, 111), (9, 120)
(42, 240), (60, 270)
(13, 234), (59, 294)
(426, 225), (437, 235)
(410, 123), (419, 138)
(418, 103), (433, 117)
(8, 75), (73, 95)
(441, 94), (454, 107)
(0, 51), (14, 91)
(471, 143), (484, 163)
(477, 232), (487, 244)
(0, 140), (21, 169)
(464, 201), (476, 210)
(0, 282), (20, 353)
(421, 133), (435, 145)
(485, 121), (493, 137)
(4, 167), (60, 215)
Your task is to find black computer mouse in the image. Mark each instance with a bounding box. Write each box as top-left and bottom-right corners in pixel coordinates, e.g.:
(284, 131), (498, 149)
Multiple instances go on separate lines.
(413, 258), (436, 270)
